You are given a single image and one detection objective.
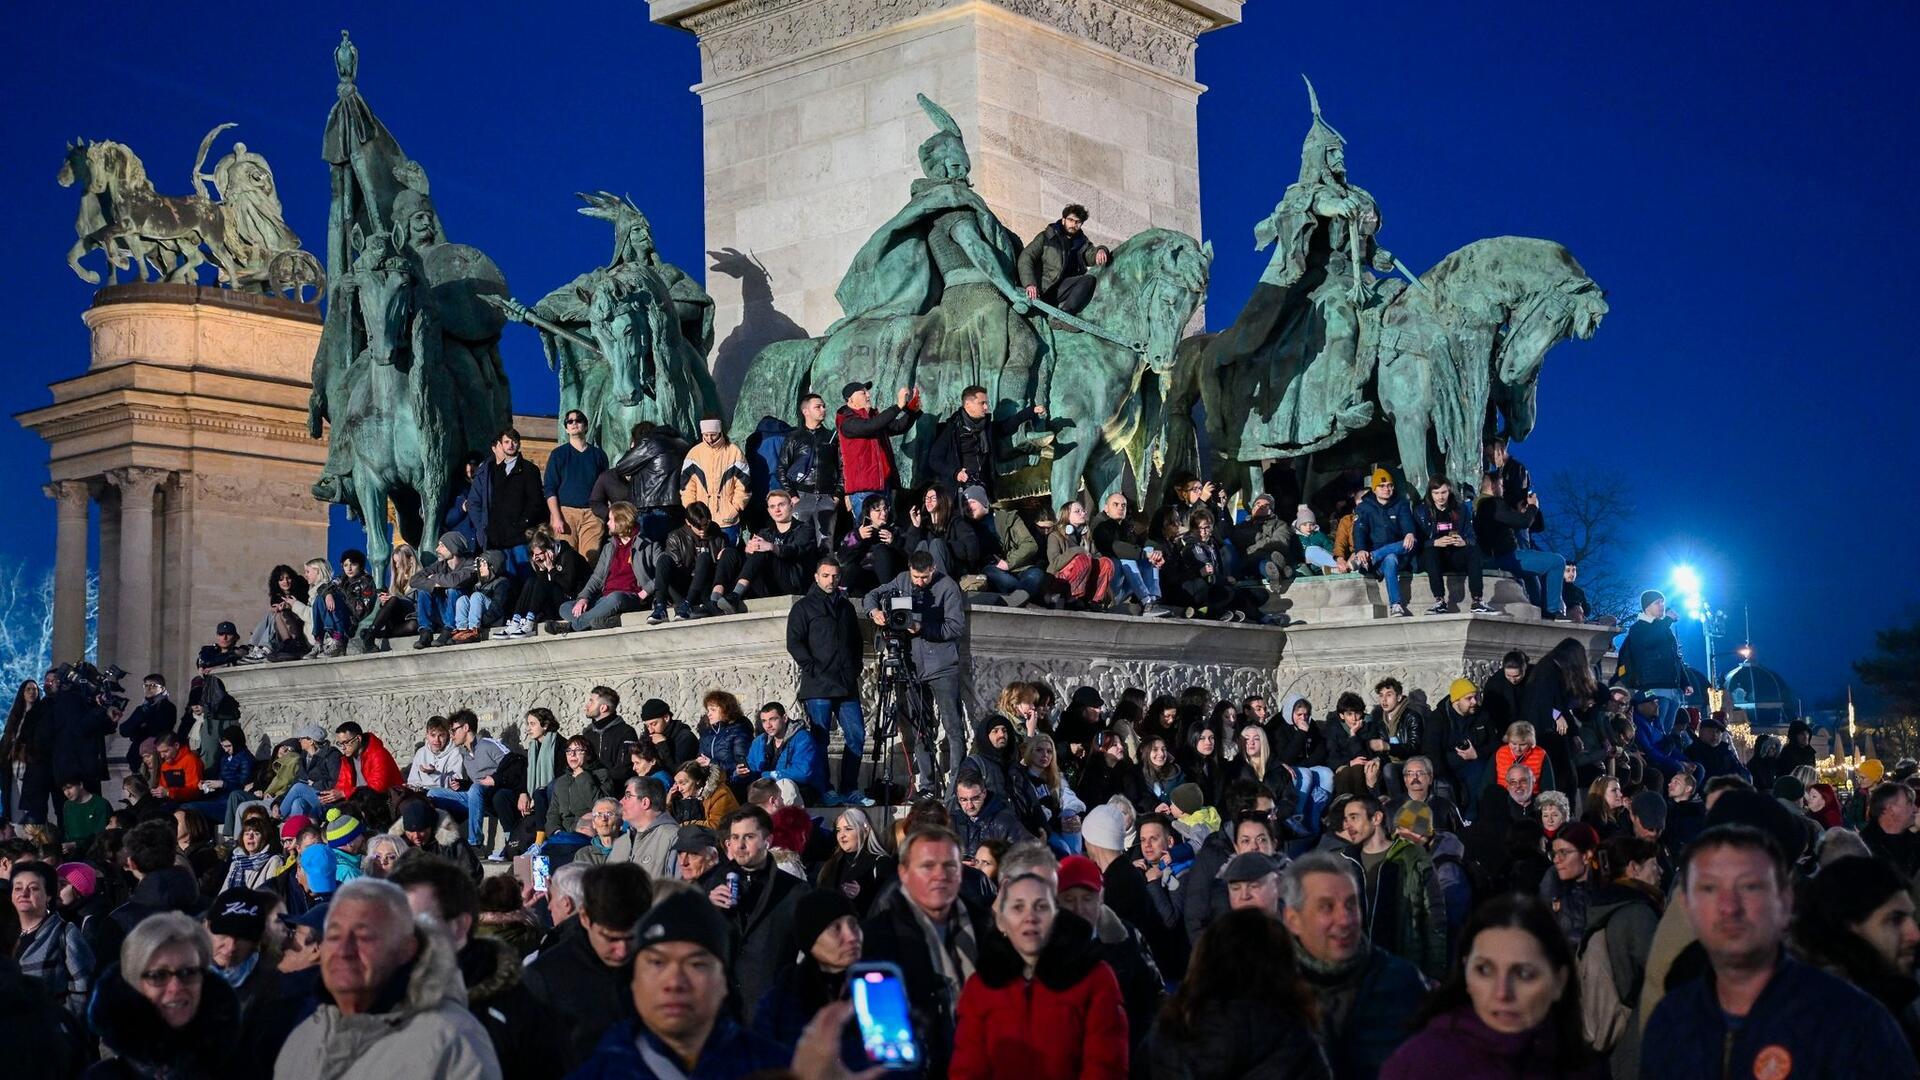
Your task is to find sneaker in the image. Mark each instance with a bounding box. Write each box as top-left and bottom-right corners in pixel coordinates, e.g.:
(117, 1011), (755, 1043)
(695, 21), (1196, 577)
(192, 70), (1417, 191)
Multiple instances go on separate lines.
(674, 602), (692, 621)
(414, 631), (435, 650)
(1003, 588), (1031, 609)
(713, 592), (744, 615)
(1140, 604), (1175, 618)
(490, 626), (516, 639)
(1470, 600), (1495, 614)
(820, 791), (845, 807)
(648, 604), (669, 625)
(1426, 600), (1451, 616)
(434, 629), (455, 647)
(1258, 613), (1291, 626)
(302, 642), (323, 660)
(485, 851), (509, 864)
(1216, 609), (1243, 623)
(693, 602), (719, 619)
(545, 620), (572, 635)
(1389, 603), (1412, 618)
(845, 791), (875, 807)
(318, 637), (345, 658)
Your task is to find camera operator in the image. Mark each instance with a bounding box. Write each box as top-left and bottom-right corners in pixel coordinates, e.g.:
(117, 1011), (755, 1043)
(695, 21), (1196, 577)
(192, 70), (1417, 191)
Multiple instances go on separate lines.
(45, 665), (117, 817)
(861, 550), (969, 796)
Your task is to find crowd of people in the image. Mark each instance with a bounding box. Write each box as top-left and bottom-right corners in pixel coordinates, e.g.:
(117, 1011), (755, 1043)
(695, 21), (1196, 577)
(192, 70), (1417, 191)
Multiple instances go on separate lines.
(194, 358), (1602, 671)
(4, 584), (1918, 1078)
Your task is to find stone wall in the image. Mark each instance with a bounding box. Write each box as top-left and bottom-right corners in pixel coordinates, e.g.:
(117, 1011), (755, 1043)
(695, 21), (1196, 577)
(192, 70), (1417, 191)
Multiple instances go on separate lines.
(216, 600), (1284, 749)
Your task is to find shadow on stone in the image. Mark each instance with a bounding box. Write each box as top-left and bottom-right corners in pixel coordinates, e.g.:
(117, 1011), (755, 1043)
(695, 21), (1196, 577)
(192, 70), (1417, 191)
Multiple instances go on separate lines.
(709, 247), (808, 407)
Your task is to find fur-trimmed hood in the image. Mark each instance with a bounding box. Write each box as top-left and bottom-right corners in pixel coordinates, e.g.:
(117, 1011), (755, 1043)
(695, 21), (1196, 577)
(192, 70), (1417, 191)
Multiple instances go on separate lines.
(88, 961), (242, 1074)
(457, 935), (523, 1008)
(975, 910), (1102, 990)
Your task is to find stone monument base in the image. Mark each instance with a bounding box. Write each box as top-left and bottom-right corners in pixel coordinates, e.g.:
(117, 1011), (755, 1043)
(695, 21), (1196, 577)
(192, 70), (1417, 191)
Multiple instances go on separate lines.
(217, 596), (1615, 766)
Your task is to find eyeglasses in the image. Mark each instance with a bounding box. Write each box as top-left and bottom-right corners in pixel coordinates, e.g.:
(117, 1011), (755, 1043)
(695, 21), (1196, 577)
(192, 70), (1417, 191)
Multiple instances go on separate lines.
(1551, 847), (1583, 860)
(592, 810), (617, 819)
(565, 417), (586, 426)
(139, 967), (205, 987)
(566, 747), (586, 756)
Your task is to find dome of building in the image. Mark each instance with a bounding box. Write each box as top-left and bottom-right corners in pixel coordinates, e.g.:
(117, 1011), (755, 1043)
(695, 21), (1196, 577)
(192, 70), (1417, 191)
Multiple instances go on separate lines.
(1725, 661), (1796, 727)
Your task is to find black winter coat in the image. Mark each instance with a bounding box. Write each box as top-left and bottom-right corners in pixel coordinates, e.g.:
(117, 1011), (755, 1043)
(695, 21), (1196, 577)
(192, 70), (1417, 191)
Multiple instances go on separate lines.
(861, 889), (993, 1078)
(460, 937), (569, 1080)
(522, 922), (637, 1069)
(1272, 717), (1331, 769)
(485, 457), (547, 550)
(776, 422), (840, 494)
(0, 958), (84, 1080)
(787, 588), (864, 699)
(83, 963), (240, 1079)
(45, 690), (113, 784)
(1146, 998), (1333, 1080)
(611, 429), (690, 509)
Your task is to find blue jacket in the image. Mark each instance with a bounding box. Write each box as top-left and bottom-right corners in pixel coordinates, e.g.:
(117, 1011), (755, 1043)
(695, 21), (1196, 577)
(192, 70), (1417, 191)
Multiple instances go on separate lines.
(1642, 954), (1916, 1079)
(744, 416), (792, 505)
(1353, 494), (1422, 554)
(1633, 713), (1693, 780)
(217, 746), (256, 790)
(748, 725), (828, 795)
(697, 720), (753, 779)
(567, 1016), (788, 1080)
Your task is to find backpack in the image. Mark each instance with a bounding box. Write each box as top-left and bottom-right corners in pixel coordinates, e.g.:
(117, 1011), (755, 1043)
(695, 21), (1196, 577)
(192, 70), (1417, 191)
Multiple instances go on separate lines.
(1578, 916), (1632, 1052)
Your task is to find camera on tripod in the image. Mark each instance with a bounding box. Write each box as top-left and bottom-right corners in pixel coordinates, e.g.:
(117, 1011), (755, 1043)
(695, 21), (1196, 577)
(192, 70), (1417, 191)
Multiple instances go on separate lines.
(57, 661), (131, 713)
(876, 596), (919, 679)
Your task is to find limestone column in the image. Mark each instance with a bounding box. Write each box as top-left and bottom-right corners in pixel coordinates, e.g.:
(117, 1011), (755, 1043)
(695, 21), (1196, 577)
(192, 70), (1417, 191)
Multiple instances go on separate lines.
(44, 480), (92, 664)
(105, 467), (170, 678)
(96, 482), (120, 665)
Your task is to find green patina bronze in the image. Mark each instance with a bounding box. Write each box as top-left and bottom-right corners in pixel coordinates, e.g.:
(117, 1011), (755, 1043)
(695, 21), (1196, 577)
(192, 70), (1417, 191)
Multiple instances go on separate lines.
(733, 95), (1211, 502)
(1168, 78), (1609, 504)
(307, 33), (514, 582)
(494, 192), (720, 448)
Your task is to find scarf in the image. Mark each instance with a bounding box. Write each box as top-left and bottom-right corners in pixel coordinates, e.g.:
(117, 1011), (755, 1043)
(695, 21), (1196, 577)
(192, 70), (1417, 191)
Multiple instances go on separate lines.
(907, 899), (978, 1008)
(1296, 933), (1374, 1041)
(226, 848), (279, 890)
(528, 733), (559, 793)
(217, 951), (260, 988)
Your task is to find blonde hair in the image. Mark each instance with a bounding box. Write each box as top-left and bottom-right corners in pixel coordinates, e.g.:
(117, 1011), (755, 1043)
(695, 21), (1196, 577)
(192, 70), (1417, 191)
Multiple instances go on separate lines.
(1023, 734), (1063, 800)
(304, 558), (333, 585)
(608, 501), (638, 539)
(1238, 723), (1272, 780)
(996, 681), (1041, 718)
(1505, 721), (1536, 744)
(389, 544), (421, 586)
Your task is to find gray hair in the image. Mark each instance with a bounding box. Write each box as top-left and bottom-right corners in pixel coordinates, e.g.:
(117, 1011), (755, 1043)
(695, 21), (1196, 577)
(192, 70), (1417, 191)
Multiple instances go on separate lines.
(998, 840), (1060, 886)
(593, 797), (621, 814)
(328, 877), (414, 941)
(1815, 827), (1871, 867)
(1278, 851), (1360, 912)
(834, 807), (888, 859)
(366, 834), (410, 861)
(549, 862), (589, 907)
(122, 911), (212, 980)
(1536, 791), (1571, 819)
(1402, 755), (1434, 777)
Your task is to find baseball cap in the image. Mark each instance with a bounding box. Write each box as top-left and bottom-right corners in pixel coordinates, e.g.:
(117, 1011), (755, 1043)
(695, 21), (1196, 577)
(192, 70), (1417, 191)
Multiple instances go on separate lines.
(840, 381), (872, 401)
(215, 621), (239, 637)
(1057, 855), (1104, 894)
(206, 888), (270, 941)
(672, 824), (718, 855)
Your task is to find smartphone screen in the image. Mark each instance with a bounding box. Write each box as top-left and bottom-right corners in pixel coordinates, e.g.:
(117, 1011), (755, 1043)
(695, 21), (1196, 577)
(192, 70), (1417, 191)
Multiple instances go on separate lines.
(531, 854), (550, 894)
(851, 963), (919, 1070)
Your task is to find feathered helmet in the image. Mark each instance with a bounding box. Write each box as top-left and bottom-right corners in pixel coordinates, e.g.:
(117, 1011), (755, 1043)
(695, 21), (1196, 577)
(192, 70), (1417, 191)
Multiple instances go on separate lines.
(915, 94), (970, 179)
(579, 191), (656, 265)
(1298, 75), (1347, 179)
(388, 159), (439, 240)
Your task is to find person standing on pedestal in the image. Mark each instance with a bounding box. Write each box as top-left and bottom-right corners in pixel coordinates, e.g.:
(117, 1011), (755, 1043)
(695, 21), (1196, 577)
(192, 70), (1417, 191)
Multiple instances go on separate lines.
(776, 393), (841, 555)
(486, 427), (546, 576)
(545, 409), (610, 564)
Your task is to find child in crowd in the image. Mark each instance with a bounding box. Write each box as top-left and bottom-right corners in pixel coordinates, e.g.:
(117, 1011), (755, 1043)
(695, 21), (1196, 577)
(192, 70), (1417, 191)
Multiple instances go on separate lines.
(1293, 505), (1345, 573)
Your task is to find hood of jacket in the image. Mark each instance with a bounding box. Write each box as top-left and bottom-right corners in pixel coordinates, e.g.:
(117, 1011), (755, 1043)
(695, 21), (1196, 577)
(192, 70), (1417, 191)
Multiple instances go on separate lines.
(975, 909), (1101, 989)
(323, 920), (468, 1019)
(458, 935), (525, 1007)
(971, 714), (1018, 759)
(89, 960), (241, 1070)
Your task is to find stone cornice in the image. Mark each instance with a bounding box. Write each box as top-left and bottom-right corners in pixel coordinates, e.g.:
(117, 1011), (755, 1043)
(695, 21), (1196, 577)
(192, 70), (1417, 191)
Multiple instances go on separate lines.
(666, 0), (1236, 81)
(19, 396), (316, 447)
(89, 282), (323, 324)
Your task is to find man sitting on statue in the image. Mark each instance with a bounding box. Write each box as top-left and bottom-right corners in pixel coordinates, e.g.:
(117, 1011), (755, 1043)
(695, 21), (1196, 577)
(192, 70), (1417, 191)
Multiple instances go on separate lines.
(1018, 203), (1097, 317)
(555, 502), (661, 634)
(956, 485), (1046, 608)
(1473, 473), (1566, 619)
(651, 502), (743, 624)
(715, 489), (818, 612)
(1350, 468), (1423, 619)
(1094, 493), (1172, 616)
(409, 532), (479, 649)
(924, 385), (1046, 502)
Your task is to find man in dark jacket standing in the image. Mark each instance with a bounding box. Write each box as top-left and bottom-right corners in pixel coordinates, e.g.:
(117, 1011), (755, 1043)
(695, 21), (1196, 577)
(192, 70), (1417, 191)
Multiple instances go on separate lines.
(1616, 588), (1692, 736)
(485, 427), (546, 567)
(114, 674), (178, 777)
(1643, 825), (1918, 1078)
(699, 807), (803, 1025)
(1350, 467), (1422, 618)
(924, 386), (1045, 501)
(836, 383), (918, 523)
(595, 422), (690, 542)
(1017, 203), (1095, 315)
(776, 392), (839, 552)
(787, 557), (870, 804)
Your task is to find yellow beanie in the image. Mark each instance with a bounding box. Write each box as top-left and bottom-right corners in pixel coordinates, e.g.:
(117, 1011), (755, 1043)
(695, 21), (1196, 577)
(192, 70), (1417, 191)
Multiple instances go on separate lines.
(1449, 676), (1478, 701)
(1368, 467), (1394, 489)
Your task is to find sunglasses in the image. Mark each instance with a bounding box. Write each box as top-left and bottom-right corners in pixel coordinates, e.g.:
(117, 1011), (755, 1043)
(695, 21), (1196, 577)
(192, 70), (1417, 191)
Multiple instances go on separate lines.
(139, 967), (205, 988)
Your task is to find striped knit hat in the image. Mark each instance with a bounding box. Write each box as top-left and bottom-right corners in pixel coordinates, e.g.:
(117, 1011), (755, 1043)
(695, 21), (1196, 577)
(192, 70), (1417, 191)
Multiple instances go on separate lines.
(324, 808), (366, 849)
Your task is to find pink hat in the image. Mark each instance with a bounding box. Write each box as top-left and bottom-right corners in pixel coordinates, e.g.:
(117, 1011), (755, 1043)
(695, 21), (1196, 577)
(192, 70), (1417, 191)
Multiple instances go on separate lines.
(280, 814), (313, 841)
(56, 862), (98, 899)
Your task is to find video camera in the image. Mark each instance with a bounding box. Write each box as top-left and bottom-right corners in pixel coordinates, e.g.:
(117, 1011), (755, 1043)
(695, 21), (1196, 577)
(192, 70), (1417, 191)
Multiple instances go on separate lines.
(56, 661), (130, 713)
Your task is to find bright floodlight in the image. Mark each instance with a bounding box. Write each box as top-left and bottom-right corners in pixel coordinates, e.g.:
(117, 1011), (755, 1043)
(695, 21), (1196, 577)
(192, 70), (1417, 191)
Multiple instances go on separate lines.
(1672, 565), (1702, 597)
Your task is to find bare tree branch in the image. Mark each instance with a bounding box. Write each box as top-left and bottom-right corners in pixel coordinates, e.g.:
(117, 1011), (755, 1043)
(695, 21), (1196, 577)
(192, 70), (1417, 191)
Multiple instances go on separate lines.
(1539, 467), (1637, 621)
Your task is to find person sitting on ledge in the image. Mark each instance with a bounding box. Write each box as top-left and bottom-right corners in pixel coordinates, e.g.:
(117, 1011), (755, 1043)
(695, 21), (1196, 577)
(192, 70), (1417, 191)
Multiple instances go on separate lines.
(1351, 468), (1422, 619)
(151, 731), (204, 804)
(1231, 494), (1295, 586)
(837, 496), (904, 595)
(1474, 472), (1566, 619)
(450, 550), (512, 644)
(410, 531), (479, 649)
(651, 501), (741, 623)
(196, 621), (246, 669)
(746, 702), (827, 806)
(1415, 478), (1491, 615)
(327, 721), (403, 805)
(505, 527), (591, 636)
(1045, 499), (1115, 611)
(717, 489), (818, 612)
(334, 548), (378, 639)
(962, 485), (1047, 608)
(246, 563), (310, 662)
(1291, 505), (1345, 574)
(353, 543), (421, 653)
(558, 501), (660, 635)
(301, 557), (354, 659)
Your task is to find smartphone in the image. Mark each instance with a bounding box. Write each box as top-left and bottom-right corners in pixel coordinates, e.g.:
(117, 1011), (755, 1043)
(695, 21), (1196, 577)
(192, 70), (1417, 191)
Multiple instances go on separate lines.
(850, 962), (919, 1070)
(531, 854), (551, 894)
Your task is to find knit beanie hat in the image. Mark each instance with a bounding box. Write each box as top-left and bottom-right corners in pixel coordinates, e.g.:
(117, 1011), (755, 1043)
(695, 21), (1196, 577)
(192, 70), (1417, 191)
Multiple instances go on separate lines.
(300, 843), (337, 895)
(790, 888), (858, 957)
(1081, 804), (1128, 852)
(280, 814), (314, 841)
(294, 723), (328, 745)
(439, 530), (471, 558)
(56, 862), (98, 900)
(1293, 504), (1318, 528)
(401, 800), (438, 833)
(1169, 783), (1206, 816)
(635, 889), (733, 964)
(1448, 677), (1478, 702)
(1640, 589), (1665, 611)
(960, 485), (990, 510)
(1391, 800), (1435, 839)
(480, 549), (507, 576)
(1368, 467), (1394, 489)
(324, 807), (366, 849)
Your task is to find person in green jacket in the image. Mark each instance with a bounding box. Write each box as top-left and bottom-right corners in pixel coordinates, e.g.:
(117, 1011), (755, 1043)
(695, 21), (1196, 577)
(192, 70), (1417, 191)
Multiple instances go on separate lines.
(1341, 794), (1449, 979)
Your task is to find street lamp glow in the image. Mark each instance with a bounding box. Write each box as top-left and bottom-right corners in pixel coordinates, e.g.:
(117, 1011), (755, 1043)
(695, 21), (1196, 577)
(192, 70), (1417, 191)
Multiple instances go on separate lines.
(1672, 565), (1702, 598)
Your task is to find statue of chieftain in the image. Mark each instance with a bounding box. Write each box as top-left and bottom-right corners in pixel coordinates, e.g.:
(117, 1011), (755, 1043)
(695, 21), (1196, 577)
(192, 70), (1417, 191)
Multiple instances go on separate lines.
(495, 193), (719, 447)
(307, 33), (513, 583)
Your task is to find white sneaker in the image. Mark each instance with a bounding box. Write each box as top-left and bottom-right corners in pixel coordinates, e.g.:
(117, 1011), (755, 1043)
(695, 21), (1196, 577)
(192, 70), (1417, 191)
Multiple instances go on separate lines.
(509, 617), (533, 638)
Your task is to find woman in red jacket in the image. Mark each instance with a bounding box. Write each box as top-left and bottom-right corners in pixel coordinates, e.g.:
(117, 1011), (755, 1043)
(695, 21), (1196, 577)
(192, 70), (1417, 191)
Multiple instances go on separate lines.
(950, 872), (1129, 1080)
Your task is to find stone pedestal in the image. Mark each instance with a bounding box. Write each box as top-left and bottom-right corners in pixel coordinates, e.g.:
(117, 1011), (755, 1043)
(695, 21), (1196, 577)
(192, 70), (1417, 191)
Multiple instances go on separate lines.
(648, 0), (1241, 397)
(17, 284), (330, 688)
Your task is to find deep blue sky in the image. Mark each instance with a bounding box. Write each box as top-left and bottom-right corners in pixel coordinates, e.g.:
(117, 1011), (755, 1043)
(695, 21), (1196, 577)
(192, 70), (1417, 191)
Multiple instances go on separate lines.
(6, 4), (1915, 706)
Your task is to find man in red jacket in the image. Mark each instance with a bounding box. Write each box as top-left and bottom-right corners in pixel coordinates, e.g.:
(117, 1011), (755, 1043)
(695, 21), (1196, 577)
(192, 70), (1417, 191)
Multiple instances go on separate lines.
(835, 382), (919, 523)
(152, 732), (204, 801)
(326, 721), (403, 805)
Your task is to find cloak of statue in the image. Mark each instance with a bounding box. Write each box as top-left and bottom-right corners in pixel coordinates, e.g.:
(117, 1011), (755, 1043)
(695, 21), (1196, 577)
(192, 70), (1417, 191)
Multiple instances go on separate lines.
(831, 168), (1021, 328)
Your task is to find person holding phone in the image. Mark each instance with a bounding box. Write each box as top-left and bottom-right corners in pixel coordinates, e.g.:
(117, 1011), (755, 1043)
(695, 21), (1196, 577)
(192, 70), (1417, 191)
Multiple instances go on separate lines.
(751, 889), (871, 1069)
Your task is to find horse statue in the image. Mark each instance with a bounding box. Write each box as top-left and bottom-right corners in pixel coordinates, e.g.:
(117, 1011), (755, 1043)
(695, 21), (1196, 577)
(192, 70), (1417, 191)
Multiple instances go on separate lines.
(1170, 235), (1607, 505)
(56, 129), (321, 298)
(732, 228), (1211, 502)
(330, 229), (464, 585)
